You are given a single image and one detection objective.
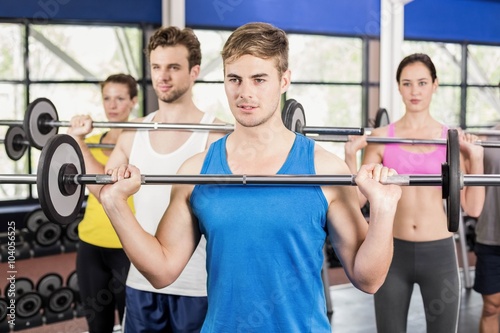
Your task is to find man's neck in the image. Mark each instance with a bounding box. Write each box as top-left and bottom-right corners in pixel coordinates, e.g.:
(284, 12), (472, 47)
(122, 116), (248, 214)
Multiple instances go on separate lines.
(154, 99), (202, 123)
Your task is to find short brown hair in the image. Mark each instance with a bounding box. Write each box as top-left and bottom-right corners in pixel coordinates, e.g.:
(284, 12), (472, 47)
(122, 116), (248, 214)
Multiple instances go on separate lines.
(146, 26), (202, 69)
(221, 22), (289, 76)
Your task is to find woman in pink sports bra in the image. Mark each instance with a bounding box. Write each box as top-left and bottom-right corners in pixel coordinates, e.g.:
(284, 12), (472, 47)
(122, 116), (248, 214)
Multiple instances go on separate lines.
(345, 53), (485, 333)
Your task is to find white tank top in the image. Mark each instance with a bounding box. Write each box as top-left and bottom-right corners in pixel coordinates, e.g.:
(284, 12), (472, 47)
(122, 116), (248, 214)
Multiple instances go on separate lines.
(127, 111), (214, 296)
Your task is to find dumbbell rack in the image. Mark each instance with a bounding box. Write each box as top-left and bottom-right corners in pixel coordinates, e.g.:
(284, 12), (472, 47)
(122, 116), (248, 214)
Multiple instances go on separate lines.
(0, 208), (82, 332)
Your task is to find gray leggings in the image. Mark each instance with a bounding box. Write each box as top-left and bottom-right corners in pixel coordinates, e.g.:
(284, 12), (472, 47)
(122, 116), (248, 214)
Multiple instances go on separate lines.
(374, 237), (460, 333)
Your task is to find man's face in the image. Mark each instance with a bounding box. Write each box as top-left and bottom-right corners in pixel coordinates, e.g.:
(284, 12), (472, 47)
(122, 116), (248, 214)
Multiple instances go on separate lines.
(150, 45), (198, 104)
(224, 54), (289, 128)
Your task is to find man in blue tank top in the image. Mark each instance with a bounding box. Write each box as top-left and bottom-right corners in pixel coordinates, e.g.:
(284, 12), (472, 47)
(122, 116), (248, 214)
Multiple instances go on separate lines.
(100, 22), (403, 332)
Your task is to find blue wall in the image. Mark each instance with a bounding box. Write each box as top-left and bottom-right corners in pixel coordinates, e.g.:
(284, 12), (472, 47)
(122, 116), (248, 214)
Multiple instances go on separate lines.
(186, 0), (381, 37)
(404, 0), (500, 44)
(0, 0), (161, 25)
(0, 0), (498, 44)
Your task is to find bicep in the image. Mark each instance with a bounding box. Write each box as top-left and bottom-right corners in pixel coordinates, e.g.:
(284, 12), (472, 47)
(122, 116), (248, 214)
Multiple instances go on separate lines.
(326, 187), (368, 275)
(362, 128), (386, 165)
(362, 144), (383, 165)
(154, 154), (206, 269)
(155, 185), (201, 271)
(106, 135), (131, 170)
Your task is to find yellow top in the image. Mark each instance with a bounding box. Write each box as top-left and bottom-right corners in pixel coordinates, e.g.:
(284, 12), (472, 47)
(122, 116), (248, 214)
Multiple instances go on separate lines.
(78, 133), (134, 248)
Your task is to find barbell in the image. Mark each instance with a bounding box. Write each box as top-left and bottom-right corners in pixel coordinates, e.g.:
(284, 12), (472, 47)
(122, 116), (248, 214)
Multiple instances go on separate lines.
(313, 135), (500, 148)
(285, 103), (500, 147)
(8, 97), (493, 151)
(2, 126), (28, 160)
(1, 130), (498, 232)
(1, 98), (369, 150)
(0, 125), (114, 161)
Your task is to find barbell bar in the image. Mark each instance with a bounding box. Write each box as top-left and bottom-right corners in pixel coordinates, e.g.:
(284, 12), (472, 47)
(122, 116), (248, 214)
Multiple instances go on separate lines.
(311, 135), (500, 148)
(285, 103), (500, 147)
(0, 97), (434, 150)
(3, 97), (498, 150)
(14, 97), (367, 149)
(299, 108), (389, 136)
(455, 128), (500, 137)
(0, 119), (23, 127)
(0, 129), (495, 232)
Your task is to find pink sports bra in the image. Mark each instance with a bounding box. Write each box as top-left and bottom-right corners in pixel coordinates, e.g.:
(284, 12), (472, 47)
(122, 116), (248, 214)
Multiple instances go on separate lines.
(382, 123), (448, 175)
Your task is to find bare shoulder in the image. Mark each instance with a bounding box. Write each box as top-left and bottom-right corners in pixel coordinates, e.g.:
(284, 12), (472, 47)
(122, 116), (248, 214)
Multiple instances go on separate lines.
(363, 126), (387, 163)
(125, 115), (148, 125)
(116, 128), (136, 147)
(314, 144), (352, 175)
(206, 116), (228, 146)
(131, 115), (147, 121)
(212, 116), (228, 124)
(111, 127), (139, 162)
(369, 125), (388, 137)
(178, 150), (209, 175)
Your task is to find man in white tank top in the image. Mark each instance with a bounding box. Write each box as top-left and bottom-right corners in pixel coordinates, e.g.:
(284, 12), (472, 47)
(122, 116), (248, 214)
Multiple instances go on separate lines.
(68, 27), (224, 333)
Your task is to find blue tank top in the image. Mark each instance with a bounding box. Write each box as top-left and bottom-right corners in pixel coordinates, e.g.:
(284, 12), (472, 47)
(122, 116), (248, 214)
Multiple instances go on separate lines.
(191, 133), (331, 333)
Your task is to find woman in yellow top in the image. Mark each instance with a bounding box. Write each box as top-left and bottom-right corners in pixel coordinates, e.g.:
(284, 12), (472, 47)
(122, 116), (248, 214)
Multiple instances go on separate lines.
(68, 74), (137, 333)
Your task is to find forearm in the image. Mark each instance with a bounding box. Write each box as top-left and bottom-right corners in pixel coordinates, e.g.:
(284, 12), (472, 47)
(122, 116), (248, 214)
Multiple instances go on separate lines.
(101, 196), (179, 288)
(462, 186), (485, 217)
(344, 150), (359, 174)
(462, 155), (485, 217)
(344, 153), (369, 207)
(69, 135), (106, 198)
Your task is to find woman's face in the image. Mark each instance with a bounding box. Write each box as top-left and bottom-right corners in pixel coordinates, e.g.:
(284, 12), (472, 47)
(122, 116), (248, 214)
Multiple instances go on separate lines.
(398, 61), (438, 114)
(102, 82), (137, 122)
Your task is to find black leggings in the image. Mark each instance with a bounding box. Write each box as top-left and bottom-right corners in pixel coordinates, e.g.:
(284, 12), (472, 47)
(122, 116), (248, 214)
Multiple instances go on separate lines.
(374, 237), (460, 333)
(76, 240), (130, 333)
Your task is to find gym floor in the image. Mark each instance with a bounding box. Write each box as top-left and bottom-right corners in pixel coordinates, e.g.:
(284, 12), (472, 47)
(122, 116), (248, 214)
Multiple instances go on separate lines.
(3, 240), (486, 333)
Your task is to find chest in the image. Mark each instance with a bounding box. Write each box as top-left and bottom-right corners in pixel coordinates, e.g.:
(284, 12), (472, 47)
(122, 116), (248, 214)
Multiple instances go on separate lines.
(148, 131), (193, 154)
(194, 186), (327, 242)
(383, 144), (446, 174)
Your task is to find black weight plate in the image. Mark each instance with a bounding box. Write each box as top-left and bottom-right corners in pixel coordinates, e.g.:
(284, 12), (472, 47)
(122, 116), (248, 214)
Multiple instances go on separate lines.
(37, 134), (86, 226)
(47, 287), (74, 313)
(445, 129), (460, 232)
(25, 209), (49, 234)
(4, 126), (28, 161)
(66, 271), (78, 292)
(0, 298), (7, 322)
(5, 277), (34, 299)
(281, 99), (306, 133)
(374, 108), (390, 128)
(66, 271), (80, 303)
(24, 97), (59, 150)
(65, 217), (81, 242)
(34, 222), (62, 247)
(15, 292), (43, 318)
(36, 273), (63, 299)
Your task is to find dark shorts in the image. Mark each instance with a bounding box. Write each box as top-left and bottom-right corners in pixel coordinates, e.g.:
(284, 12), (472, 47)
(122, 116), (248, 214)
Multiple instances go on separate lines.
(123, 286), (208, 333)
(473, 242), (500, 295)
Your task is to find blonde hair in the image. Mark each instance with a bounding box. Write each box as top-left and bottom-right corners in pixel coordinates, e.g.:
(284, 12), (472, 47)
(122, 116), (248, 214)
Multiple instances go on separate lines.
(221, 22), (288, 76)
